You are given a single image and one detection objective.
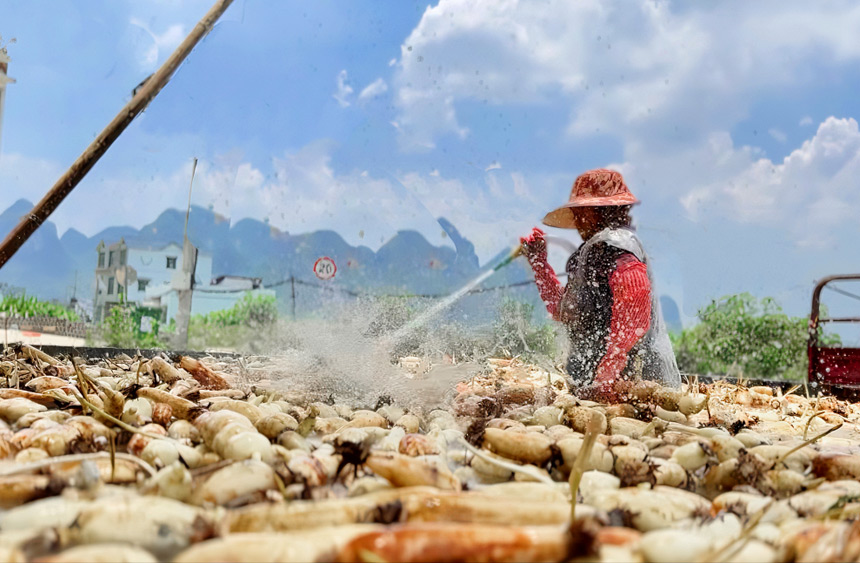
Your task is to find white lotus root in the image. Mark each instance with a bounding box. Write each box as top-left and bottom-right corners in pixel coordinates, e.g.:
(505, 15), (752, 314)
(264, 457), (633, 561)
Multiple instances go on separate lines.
(0, 348), (858, 561)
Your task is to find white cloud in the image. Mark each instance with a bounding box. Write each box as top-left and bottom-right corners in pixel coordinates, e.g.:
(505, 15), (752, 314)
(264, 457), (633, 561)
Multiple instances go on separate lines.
(392, 1), (860, 150)
(800, 116), (814, 126)
(0, 143), (468, 255)
(769, 128), (787, 143)
(676, 117), (860, 246)
(5, 107), (857, 315)
(393, 167), (580, 266)
(129, 17), (185, 70)
(601, 119), (860, 317)
(42, 116), (842, 264)
(484, 161), (501, 172)
(358, 78), (388, 102)
(3, 140), (568, 263)
(332, 69), (353, 108)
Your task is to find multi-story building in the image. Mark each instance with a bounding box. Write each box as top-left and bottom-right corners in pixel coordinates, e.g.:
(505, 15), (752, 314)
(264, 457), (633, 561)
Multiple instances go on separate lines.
(93, 239), (272, 323)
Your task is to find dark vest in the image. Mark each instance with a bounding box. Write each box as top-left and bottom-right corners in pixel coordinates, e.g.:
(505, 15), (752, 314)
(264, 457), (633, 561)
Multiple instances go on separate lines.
(560, 228), (681, 389)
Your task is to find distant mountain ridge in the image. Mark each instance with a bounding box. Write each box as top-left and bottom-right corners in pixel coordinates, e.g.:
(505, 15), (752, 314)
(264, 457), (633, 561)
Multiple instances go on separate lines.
(0, 199), (682, 329)
(0, 199), (488, 302)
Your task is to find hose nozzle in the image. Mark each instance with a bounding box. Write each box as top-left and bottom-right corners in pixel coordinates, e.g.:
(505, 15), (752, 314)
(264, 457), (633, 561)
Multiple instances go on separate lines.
(493, 244), (525, 272)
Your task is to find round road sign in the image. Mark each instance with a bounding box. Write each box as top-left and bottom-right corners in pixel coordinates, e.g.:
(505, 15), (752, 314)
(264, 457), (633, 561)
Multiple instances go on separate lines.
(313, 257), (337, 280)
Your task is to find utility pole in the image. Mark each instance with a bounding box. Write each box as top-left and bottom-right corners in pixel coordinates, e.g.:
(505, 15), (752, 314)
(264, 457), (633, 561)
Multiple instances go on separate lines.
(0, 41), (15, 155)
(93, 275), (100, 322)
(69, 270), (78, 314)
(173, 158), (198, 349)
(173, 239), (197, 349)
(290, 276), (296, 320)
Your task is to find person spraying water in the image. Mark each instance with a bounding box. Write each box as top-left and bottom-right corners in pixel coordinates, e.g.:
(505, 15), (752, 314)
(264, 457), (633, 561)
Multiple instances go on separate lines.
(520, 168), (680, 400)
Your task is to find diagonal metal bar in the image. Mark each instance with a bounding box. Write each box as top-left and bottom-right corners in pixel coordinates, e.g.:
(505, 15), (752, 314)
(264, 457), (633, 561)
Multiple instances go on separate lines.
(825, 283), (860, 304)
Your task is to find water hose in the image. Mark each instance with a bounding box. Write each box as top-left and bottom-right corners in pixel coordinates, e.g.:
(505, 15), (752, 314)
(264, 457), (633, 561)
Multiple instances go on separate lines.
(493, 244), (525, 271)
(493, 234), (577, 272)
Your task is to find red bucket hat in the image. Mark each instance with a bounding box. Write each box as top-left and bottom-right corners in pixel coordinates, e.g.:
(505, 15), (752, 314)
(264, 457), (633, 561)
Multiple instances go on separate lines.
(542, 168), (639, 229)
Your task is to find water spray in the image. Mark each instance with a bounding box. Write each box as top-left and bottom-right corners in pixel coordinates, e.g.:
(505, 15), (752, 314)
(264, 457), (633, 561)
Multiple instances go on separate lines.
(382, 233), (577, 353)
(270, 234), (574, 408)
(387, 242), (527, 345)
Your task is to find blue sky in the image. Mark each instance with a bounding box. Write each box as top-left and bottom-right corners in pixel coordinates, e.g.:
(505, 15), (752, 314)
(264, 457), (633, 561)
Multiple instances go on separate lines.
(1, 0), (860, 323)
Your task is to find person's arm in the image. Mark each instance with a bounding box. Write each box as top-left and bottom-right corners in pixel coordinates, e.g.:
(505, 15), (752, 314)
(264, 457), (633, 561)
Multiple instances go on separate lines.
(594, 253), (651, 390)
(520, 228), (564, 320)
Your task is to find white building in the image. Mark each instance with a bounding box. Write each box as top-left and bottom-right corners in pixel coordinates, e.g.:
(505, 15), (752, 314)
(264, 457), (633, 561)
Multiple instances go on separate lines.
(93, 239), (274, 324)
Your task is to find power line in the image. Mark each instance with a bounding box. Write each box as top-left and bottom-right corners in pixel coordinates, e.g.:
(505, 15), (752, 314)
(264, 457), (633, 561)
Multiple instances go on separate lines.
(825, 283), (860, 303)
(276, 271), (566, 299)
(194, 271), (567, 299)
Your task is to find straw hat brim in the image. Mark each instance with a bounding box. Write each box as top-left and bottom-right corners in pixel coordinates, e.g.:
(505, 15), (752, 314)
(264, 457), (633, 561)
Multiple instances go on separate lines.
(541, 196), (640, 229)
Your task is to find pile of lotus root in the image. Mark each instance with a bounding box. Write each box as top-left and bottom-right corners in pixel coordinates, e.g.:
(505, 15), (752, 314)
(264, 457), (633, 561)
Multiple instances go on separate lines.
(1, 344), (860, 562)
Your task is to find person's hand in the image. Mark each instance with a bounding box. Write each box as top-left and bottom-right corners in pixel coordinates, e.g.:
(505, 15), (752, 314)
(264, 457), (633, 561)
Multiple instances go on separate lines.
(520, 227), (548, 264)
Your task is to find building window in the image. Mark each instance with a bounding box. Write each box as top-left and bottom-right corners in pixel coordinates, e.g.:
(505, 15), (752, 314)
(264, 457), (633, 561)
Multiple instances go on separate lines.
(138, 279), (149, 291)
(107, 277), (115, 295)
(166, 256), (177, 269)
(108, 250), (117, 267)
(98, 252), (105, 268)
(120, 249), (127, 266)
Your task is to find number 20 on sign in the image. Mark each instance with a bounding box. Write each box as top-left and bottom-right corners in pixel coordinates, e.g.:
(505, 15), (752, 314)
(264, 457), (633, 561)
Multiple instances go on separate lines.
(313, 257), (337, 280)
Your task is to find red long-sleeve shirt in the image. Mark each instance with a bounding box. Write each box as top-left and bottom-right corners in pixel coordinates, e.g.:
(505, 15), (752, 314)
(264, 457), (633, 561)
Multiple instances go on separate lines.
(531, 252), (651, 385)
(594, 254), (651, 386)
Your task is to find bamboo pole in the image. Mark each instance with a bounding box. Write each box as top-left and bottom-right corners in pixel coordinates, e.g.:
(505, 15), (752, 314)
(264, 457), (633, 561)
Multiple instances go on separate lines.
(0, 0), (234, 269)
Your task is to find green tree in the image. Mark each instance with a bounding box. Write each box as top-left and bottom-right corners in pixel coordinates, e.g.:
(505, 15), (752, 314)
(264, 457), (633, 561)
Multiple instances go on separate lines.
(185, 293), (279, 351)
(671, 293), (838, 380)
(98, 303), (165, 349)
(192, 293), (278, 328)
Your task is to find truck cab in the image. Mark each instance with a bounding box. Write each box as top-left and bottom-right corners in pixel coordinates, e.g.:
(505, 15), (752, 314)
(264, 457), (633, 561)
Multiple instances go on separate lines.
(809, 274), (860, 391)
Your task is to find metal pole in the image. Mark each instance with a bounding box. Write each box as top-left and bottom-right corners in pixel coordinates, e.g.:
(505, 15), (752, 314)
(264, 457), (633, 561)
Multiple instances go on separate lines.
(173, 242), (197, 350)
(184, 158), (198, 241)
(93, 275), (100, 322)
(174, 161), (199, 350)
(290, 276), (296, 321)
(0, 0), (234, 269)
(0, 48), (14, 157)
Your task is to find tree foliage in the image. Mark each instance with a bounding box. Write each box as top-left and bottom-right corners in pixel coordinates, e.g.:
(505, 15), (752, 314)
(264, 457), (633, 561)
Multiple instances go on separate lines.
(671, 293), (837, 380)
(98, 303), (165, 349)
(191, 293), (278, 328)
(185, 293), (279, 352)
(0, 293), (79, 321)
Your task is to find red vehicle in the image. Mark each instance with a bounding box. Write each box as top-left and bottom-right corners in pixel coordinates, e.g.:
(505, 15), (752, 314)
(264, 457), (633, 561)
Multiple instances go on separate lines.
(809, 274), (860, 390)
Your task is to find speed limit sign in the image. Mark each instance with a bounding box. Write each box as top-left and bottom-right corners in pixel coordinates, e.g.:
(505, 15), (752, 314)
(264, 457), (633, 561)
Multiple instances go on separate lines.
(313, 257), (337, 280)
